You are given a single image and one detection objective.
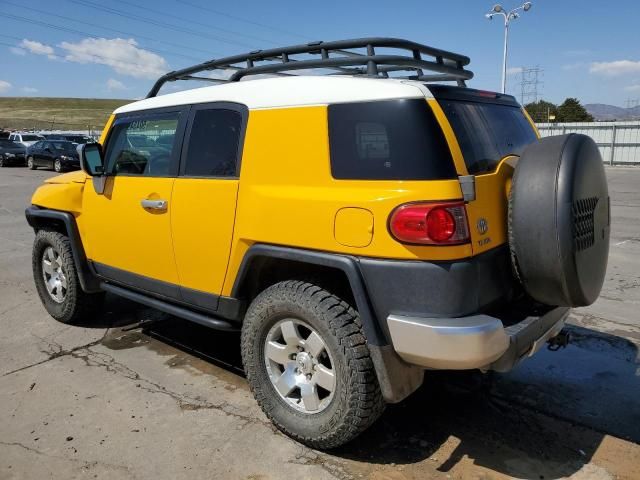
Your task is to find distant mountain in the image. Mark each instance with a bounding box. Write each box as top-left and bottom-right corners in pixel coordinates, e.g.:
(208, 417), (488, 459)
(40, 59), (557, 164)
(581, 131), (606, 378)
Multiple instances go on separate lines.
(585, 103), (640, 121)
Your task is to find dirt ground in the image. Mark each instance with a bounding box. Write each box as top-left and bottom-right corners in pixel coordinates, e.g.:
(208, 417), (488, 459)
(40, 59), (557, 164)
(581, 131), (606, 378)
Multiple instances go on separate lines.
(0, 166), (638, 480)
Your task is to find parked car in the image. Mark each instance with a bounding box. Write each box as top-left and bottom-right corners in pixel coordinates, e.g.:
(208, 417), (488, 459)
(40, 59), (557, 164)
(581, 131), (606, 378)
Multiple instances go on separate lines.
(25, 38), (610, 449)
(0, 138), (27, 167)
(8, 132), (45, 147)
(44, 134), (95, 144)
(26, 140), (80, 172)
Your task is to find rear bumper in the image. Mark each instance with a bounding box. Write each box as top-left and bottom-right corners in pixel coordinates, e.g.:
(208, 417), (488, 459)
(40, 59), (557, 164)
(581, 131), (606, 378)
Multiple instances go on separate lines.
(387, 306), (569, 371)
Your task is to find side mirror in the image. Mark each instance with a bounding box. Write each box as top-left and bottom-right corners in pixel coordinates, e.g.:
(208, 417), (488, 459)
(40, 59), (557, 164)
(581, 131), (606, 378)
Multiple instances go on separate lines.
(78, 143), (104, 176)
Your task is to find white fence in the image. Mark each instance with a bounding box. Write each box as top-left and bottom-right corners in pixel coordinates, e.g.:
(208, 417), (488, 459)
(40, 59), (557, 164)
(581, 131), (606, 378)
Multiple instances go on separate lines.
(536, 121), (640, 165)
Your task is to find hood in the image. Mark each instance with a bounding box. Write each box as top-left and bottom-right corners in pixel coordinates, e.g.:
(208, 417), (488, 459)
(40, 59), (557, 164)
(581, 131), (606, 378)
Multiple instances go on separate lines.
(44, 170), (88, 184)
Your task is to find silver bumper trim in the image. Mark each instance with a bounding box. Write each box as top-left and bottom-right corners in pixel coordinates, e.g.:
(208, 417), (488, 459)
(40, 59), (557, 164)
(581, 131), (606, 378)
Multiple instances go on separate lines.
(387, 307), (569, 371)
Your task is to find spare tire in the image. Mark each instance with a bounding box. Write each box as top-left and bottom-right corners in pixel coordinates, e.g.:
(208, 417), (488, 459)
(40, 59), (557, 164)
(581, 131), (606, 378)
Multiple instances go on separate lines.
(509, 134), (610, 307)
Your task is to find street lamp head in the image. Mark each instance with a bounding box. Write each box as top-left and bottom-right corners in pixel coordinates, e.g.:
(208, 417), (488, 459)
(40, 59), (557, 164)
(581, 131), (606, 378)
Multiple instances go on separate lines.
(523, 2), (532, 11)
(485, 13), (494, 19)
(492, 4), (504, 12)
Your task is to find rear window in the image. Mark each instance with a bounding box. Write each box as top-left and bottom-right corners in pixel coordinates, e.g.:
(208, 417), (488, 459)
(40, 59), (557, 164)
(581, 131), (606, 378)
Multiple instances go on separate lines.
(437, 100), (537, 174)
(328, 99), (456, 180)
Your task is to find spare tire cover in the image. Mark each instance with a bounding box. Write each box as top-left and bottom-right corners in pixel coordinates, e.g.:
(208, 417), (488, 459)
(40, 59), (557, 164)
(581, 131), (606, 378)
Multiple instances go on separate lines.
(509, 134), (610, 307)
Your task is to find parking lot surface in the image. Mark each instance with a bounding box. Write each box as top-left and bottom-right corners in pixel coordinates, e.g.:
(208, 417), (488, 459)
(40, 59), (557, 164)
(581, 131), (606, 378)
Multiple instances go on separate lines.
(1, 166), (639, 480)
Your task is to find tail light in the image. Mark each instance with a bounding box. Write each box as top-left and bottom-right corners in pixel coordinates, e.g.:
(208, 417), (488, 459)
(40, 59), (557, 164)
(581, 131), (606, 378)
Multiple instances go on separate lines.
(389, 202), (470, 245)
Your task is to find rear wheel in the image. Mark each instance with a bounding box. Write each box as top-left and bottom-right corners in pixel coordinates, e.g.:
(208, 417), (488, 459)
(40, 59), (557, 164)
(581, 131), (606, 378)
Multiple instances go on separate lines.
(241, 280), (384, 449)
(32, 230), (104, 324)
(27, 156), (36, 170)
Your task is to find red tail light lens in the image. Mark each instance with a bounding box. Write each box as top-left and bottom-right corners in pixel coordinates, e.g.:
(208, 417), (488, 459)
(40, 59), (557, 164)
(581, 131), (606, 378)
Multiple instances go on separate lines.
(389, 202), (470, 245)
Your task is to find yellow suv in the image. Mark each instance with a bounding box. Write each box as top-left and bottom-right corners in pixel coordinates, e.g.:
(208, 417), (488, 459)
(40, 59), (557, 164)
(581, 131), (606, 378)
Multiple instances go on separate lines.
(26, 39), (610, 448)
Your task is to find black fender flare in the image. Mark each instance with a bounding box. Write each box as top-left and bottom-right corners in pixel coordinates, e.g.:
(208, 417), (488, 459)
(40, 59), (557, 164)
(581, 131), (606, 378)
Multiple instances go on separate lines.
(232, 244), (424, 403)
(25, 206), (101, 293)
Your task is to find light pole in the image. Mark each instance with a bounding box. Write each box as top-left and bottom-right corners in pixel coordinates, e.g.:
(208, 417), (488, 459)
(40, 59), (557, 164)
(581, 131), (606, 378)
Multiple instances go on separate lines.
(485, 2), (532, 94)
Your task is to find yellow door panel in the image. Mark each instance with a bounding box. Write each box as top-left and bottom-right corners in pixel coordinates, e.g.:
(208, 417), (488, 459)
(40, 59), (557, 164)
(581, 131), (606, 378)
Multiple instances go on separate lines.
(171, 178), (238, 296)
(81, 176), (178, 284)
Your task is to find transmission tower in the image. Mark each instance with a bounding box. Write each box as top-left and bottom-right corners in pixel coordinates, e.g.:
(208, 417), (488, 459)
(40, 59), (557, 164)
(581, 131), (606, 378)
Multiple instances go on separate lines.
(625, 98), (639, 109)
(519, 66), (543, 106)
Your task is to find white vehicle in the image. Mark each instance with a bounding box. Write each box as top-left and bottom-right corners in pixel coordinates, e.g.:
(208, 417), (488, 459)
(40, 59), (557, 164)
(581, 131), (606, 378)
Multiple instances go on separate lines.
(8, 132), (45, 147)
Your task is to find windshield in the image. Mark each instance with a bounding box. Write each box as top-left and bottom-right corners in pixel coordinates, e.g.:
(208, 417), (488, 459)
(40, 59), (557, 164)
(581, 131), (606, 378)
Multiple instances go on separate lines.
(437, 100), (537, 174)
(22, 134), (43, 141)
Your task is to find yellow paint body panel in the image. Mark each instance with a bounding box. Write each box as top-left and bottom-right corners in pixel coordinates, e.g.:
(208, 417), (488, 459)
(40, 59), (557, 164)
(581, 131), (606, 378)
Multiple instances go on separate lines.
(334, 208), (374, 247)
(221, 106), (471, 296)
(31, 181), (85, 215)
(78, 176), (179, 285)
(171, 178), (239, 296)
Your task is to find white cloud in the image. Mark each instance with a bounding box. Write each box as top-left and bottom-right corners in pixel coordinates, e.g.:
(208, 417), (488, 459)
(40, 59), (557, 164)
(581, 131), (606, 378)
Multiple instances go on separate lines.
(20, 39), (56, 59)
(624, 84), (640, 92)
(106, 78), (126, 91)
(10, 46), (26, 56)
(507, 66), (523, 75)
(0, 80), (11, 93)
(21, 87), (38, 93)
(58, 38), (168, 79)
(590, 60), (640, 77)
(562, 62), (586, 71)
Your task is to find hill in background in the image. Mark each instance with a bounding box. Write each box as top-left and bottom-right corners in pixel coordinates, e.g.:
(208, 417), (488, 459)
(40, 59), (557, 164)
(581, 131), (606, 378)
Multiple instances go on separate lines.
(0, 97), (132, 134)
(585, 103), (640, 121)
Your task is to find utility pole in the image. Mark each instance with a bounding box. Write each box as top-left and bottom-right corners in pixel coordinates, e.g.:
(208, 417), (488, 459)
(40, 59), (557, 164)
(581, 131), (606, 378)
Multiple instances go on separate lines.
(485, 2), (533, 94)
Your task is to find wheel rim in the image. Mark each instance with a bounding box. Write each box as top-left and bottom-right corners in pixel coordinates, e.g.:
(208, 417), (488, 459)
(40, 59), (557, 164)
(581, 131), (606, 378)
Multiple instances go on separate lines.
(264, 318), (336, 414)
(41, 246), (67, 303)
(28, 158), (33, 168)
(55, 160), (61, 172)
(0, 157), (4, 167)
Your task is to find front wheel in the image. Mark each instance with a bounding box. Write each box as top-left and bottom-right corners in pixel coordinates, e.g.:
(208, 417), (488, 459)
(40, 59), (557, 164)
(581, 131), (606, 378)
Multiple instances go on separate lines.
(0, 156), (5, 167)
(27, 156), (36, 170)
(241, 280), (385, 449)
(32, 229), (104, 324)
(54, 159), (63, 173)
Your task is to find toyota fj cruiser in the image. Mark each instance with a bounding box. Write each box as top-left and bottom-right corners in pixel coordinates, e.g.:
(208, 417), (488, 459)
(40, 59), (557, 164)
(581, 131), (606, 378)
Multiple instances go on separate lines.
(26, 38), (610, 449)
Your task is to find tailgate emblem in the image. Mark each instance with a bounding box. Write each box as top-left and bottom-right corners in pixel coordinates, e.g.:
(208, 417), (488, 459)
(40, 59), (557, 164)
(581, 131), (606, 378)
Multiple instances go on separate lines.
(477, 218), (488, 235)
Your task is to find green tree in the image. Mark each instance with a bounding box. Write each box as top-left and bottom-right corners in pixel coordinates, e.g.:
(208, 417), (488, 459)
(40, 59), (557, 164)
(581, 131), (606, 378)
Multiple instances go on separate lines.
(556, 98), (594, 122)
(524, 100), (558, 123)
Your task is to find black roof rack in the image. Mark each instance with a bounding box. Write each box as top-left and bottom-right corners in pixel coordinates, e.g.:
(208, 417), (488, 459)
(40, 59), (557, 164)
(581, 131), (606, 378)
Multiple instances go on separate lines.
(146, 37), (473, 98)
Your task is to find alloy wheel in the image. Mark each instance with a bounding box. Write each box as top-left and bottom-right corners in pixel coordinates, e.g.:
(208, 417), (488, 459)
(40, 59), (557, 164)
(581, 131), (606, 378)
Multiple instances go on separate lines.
(264, 318), (336, 414)
(41, 246), (67, 303)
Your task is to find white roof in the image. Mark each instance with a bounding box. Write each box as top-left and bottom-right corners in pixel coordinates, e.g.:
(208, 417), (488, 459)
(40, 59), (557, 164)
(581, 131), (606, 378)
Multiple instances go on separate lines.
(115, 76), (431, 114)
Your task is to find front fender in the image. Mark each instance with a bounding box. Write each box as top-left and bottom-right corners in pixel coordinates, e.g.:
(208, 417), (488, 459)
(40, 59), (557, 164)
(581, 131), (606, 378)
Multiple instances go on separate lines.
(31, 181), (85, 215)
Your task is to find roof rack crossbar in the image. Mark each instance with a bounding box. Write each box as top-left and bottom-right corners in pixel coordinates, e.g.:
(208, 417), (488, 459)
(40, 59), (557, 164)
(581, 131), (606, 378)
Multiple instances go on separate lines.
(146, 37), (473, 98)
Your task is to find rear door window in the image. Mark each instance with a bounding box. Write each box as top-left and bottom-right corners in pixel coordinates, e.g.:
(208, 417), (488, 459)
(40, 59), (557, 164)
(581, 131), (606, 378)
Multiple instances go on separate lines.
(181, 108), (243, 177)
(328, 99), (456, 180)
(436, 98), (537, 174)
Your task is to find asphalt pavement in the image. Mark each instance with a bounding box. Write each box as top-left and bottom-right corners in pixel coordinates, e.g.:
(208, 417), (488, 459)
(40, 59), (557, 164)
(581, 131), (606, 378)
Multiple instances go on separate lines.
(0, 165), (638, 480)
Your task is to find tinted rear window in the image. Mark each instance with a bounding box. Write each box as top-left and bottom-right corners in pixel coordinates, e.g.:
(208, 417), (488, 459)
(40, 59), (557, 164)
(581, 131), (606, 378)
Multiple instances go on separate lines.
(437, 100), (537, 174)
(328, 99), (456, 180)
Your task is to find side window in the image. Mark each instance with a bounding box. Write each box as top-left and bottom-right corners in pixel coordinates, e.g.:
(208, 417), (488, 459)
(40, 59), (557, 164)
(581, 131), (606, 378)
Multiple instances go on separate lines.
(183, 109), (242, 177)
(328, 99), (457, 180)
(104, 112), (181, 177)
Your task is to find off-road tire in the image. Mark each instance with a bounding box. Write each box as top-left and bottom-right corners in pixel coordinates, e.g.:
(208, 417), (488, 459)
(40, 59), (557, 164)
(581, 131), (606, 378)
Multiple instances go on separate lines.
(241, 280), (385, 449)
(32, 229), (104, 324)
(27, 156), (36, 170)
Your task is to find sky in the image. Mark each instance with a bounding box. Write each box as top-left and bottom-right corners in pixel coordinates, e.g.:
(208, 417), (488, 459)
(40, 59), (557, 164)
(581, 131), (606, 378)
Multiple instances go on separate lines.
(0, 0), (639, 107)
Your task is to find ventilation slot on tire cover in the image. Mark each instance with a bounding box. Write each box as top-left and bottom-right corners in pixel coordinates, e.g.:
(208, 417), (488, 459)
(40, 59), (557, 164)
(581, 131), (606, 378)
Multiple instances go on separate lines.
(572, 197), (598, 251)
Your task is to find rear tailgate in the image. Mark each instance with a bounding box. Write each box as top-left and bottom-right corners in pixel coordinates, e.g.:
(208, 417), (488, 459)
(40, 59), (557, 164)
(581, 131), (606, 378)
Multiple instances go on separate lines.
(429, 85), (538, 254)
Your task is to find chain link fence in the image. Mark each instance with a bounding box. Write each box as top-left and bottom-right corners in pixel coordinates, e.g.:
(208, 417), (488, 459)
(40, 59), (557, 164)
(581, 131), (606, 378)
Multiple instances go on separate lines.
(536, 122), (640, 165)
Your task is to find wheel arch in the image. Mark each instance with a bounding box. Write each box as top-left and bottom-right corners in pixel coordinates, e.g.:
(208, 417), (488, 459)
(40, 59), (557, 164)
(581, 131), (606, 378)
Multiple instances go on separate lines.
(231, 244), (424, 403)
(25, 206), (101, 292)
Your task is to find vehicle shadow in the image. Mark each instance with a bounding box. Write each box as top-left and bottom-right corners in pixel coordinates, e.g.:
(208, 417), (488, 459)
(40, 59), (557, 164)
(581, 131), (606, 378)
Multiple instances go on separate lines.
(92, 302), (639, 479)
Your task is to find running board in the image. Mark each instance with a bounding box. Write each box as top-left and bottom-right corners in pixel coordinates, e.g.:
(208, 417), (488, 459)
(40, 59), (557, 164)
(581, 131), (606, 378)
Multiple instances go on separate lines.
(100, 282), (239, 332)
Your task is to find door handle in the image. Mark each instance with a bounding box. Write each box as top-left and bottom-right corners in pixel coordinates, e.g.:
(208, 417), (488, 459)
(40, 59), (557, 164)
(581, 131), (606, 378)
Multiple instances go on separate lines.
(140, 199), (168, 211)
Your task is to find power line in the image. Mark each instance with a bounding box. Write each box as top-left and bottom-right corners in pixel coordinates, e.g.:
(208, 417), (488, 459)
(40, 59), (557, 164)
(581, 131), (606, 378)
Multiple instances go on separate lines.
(113, 0), (280, 47)
(69, 0), (258, 49)
(175, 0), (309, 41)
(0, 0), (214, 59)
(0, 12), (205, 64)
